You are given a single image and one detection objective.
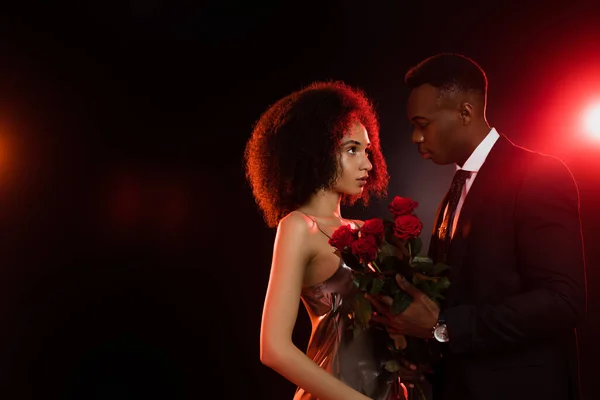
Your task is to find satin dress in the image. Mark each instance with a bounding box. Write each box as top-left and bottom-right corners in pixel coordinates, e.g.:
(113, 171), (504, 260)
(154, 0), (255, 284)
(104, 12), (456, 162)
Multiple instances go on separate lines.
(293, 259), (404, 399)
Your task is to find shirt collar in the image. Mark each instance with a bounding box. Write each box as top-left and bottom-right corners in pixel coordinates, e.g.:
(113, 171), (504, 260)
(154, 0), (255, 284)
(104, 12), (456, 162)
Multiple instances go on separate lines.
(458, 127), (500, 173)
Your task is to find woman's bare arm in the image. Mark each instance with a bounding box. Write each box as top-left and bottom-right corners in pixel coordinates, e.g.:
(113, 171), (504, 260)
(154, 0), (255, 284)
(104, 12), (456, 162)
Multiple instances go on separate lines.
(260, 212), (371, 400)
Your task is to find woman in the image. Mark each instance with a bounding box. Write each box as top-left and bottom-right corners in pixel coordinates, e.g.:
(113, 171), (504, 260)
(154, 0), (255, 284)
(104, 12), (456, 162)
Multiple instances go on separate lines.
(245, 81), (405, 399)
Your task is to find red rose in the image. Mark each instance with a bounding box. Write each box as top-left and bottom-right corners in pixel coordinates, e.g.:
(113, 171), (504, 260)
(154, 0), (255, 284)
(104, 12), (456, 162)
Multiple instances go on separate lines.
(393, 214), (423, 241)
(329, 224), (358, 251)
(388, 196), (419, 217)
(360, 218), (384, 245)
(350, 235), (379, 263)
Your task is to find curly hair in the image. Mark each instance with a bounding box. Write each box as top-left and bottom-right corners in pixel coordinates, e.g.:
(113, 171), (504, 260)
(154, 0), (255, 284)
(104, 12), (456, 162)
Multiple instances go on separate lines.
(244, 81), (389, 228)
(405, 53), (488, 102)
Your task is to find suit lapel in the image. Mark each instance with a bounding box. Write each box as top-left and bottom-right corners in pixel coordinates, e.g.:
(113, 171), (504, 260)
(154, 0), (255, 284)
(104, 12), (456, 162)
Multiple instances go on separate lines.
(444, 135), (512, 303)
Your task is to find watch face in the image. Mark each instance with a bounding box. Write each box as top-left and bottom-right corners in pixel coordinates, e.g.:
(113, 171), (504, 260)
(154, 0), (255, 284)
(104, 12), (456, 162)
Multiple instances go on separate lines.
(434, 324), (449, 342)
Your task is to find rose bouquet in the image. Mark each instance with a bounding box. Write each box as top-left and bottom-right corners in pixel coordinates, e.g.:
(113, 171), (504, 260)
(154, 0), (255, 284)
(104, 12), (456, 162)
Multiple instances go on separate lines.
(329, 196), (451, 384)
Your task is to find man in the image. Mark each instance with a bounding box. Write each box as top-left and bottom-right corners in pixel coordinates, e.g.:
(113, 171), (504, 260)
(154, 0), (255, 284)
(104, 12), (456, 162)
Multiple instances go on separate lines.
(368, 53), (587, 399)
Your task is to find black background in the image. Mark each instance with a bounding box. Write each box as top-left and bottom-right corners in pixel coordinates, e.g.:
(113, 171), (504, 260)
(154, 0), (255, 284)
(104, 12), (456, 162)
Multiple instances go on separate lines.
(0, 1), (598, 399)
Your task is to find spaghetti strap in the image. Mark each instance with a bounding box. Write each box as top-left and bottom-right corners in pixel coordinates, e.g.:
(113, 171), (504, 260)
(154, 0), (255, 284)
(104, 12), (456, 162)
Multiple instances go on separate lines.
(297, 211), (333, 239)
(350, 219), (363, 228)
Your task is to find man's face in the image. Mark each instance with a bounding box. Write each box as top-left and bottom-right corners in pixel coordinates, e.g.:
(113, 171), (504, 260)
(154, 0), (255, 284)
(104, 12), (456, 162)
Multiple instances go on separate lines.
(407, 84), (463, 165)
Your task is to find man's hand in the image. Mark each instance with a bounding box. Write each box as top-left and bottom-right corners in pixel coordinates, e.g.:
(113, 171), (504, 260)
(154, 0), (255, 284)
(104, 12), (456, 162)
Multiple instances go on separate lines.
(367, 274), (440, 338)
(392, 355), (427, 389)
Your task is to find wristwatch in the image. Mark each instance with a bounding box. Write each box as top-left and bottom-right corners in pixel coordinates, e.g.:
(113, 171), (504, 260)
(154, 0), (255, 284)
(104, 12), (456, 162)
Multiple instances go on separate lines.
(432, 312), (449, 343)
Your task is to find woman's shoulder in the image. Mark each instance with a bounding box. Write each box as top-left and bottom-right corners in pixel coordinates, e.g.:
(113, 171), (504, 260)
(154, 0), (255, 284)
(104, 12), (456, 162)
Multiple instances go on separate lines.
(275, 212), (323, 260)
(279, 211), (363, 236)
(277, 211), (315, 234)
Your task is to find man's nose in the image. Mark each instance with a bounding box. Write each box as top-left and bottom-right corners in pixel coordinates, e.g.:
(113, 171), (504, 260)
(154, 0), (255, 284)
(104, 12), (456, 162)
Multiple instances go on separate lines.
(411, 130), (424, 144)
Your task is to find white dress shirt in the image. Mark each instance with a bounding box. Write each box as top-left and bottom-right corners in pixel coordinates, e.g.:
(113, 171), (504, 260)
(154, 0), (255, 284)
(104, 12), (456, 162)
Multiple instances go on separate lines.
(450, 127), (500, 238)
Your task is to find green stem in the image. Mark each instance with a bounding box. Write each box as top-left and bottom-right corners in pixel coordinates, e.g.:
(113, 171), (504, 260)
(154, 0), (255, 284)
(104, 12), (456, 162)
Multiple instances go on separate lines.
(371, 260), (382, 273)
(415, 382), (427, 400)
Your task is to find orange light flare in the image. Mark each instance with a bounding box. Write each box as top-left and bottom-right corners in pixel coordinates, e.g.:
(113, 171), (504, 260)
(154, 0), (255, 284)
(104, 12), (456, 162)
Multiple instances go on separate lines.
(533, 62), (600, 155)
(0, 136), (5, 174)
(582, 103), (600, 140)
(0, 132), (14, 184)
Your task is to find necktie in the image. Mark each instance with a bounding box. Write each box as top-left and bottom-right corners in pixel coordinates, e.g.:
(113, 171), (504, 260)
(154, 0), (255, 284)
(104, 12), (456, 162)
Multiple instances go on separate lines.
(433, 169), (472, 263)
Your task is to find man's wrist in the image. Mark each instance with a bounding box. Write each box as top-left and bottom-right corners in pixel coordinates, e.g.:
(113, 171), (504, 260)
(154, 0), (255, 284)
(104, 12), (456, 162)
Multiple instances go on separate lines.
(432, 311), (449, 342)
(428, 311), (440, 338)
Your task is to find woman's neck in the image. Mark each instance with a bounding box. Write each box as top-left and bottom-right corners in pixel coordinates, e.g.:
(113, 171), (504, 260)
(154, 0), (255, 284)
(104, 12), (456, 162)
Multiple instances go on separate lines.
(298, 189), (342, 219)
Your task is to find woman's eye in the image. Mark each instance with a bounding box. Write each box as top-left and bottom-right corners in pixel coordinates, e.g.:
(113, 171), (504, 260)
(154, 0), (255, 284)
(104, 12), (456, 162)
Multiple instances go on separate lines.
(347, 147), (357, 155)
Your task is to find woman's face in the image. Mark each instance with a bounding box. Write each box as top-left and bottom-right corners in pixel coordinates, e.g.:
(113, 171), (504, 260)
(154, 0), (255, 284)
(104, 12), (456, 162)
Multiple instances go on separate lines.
(332, 122), (373, 196)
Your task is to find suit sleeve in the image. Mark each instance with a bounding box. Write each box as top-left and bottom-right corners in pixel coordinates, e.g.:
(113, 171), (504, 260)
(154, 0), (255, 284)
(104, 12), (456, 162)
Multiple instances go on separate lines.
(444, 155), (587, 355)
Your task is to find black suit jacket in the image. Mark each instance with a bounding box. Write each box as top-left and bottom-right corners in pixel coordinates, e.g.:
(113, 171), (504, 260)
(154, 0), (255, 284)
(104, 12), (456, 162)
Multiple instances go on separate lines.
(428, 134), (587, 400)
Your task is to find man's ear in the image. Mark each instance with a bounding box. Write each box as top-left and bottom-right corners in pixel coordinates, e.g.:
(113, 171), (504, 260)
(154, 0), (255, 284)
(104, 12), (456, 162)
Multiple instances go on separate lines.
(459, 103), (474, 125)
